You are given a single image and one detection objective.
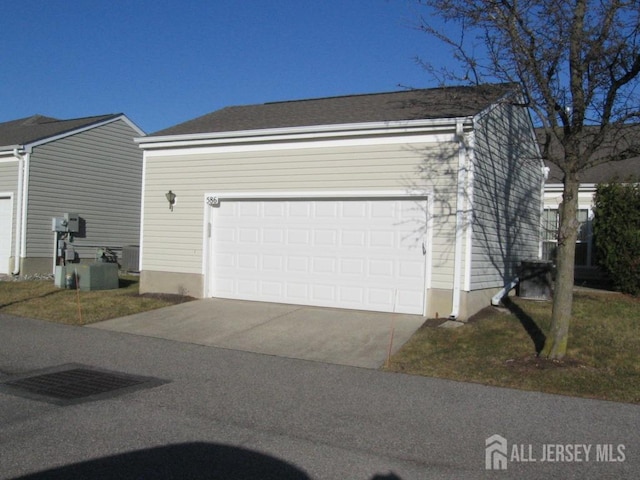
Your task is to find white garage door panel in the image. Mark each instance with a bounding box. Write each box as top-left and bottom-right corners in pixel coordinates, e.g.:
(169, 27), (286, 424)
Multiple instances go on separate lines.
(0, 197), (12, 275)
(209, 199), (427, 314)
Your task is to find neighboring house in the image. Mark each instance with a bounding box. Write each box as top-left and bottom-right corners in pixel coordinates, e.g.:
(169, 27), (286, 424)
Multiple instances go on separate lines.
(543, 151), (640, 281)
(0, 114), (145, 276)
(136, 83), (545, 320)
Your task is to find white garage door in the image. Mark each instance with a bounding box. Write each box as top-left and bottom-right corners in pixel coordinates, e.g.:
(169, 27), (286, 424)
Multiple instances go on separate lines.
(0, 197), (12, 275)
(208, 198), (427, 314)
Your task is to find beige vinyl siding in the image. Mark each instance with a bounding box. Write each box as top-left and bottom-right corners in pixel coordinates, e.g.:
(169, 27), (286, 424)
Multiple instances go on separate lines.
(25, 119), (142, 262)
(142, 140), (460, 288)
(470, 101), (543, 290)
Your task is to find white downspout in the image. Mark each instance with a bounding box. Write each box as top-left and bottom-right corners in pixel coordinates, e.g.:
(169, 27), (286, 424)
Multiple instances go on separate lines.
(491, 277), (520, 306)
(450, 120), (468, 319)
(539, 166), (550, 259)
(19, 149), (31, 274)
(12, 148), (26, 275)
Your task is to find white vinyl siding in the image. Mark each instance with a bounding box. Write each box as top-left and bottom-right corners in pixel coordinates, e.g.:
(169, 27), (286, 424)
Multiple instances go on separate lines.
(469, 102), (543, 289)
(25, 119), (142, 262)
(141, 139), (460, 289)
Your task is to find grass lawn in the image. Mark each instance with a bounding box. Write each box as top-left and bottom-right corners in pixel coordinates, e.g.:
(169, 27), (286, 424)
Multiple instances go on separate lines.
(384, 291), (640, 405)
(0, 276), (191, 325)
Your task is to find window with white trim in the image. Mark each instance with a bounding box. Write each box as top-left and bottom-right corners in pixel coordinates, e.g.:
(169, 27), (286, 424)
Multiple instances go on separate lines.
(542, 208), (594, 267)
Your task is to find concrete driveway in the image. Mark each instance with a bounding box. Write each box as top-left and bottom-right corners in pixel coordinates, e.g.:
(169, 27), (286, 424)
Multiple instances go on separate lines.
(89, 298), (427, 369)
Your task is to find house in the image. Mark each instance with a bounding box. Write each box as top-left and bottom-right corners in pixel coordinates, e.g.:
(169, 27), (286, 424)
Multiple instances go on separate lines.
(542, 134), (640, 281)
(0, 114), (145, 276)
(136, 84), (546, 320)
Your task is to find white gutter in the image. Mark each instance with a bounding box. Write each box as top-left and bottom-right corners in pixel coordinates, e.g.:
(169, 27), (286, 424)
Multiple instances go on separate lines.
(450, 120), (469, 319)
(136, 118), (473, 150)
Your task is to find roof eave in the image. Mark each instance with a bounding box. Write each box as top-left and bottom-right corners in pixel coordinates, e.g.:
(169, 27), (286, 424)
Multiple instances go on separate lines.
(0, 144), (24, 154)
(135, 117), (474, 149)
(2, 114), (143, 152)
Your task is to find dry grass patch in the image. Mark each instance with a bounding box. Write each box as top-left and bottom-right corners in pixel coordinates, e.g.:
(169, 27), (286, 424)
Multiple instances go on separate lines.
(384, 292), (640, 404)
(0, 276), (192, 325)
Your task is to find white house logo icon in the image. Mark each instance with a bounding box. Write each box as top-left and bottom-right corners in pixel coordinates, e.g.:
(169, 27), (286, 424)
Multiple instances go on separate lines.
(486, 434), (508, 470)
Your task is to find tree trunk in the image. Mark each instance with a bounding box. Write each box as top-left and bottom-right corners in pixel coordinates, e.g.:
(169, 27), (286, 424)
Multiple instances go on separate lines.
(541, 173), (580, 359)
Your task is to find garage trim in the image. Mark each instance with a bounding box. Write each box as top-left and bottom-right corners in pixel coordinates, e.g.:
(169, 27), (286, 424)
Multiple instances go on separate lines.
(0, 193), (14, 275)
(202, 190), (433, 315)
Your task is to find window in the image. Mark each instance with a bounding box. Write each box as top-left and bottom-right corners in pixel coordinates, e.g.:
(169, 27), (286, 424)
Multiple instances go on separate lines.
(542, 208), (593, 267)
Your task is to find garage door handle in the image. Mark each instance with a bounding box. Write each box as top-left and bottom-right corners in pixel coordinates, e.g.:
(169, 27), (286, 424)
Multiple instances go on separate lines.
(422, 242), (426, 255)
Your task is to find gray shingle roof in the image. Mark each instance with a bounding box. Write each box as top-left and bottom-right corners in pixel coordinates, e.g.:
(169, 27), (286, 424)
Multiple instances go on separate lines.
(152, 83), (518, 136)
(545, 157), (640, 184)
(541, 125), (640, 184)
(0, 113), (120, 149)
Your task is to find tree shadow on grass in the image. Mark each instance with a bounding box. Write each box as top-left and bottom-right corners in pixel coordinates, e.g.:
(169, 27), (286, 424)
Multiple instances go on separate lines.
(501, 297), (547, 355)
(0, 289), (63, 310)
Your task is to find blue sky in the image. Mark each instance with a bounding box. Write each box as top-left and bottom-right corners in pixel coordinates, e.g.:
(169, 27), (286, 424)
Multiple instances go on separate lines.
(1, 0), (456, 133)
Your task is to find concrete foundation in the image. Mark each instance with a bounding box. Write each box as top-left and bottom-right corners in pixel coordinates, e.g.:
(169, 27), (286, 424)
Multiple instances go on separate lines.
(140, 270), (204, 299)
(139, 270), (501, 321)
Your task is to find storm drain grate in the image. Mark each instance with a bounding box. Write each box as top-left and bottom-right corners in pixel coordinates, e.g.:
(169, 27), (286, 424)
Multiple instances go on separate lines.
(0, 364), (167, 405)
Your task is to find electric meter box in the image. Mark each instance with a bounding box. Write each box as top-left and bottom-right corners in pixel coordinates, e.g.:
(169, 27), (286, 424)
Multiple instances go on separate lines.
(52, 213), (80, 233)
(64, 213), (80, 233)
(52, 217), (66, 232)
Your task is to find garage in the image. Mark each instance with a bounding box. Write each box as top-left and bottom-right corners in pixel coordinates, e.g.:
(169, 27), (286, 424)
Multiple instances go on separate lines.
(0, 196), (12, 274)
(138, 84), (545, 320)
(207, 197), (428, 314)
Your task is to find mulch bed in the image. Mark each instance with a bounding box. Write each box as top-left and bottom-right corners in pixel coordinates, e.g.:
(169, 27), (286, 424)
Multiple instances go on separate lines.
(504, 354), (587, 371)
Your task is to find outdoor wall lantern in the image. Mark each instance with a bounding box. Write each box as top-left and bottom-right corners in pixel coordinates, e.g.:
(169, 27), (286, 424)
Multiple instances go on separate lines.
(166, 190), (176, 211)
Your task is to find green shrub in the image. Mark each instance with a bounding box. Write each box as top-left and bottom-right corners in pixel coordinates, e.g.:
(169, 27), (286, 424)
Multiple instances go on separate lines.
(592, 179), (640, 295)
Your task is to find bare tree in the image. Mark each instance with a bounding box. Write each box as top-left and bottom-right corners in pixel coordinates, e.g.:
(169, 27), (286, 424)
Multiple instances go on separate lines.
(414, 0), (640, 358)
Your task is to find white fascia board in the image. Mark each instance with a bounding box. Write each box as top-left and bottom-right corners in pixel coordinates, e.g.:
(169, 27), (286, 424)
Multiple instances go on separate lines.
(136, 117), (474, 150)
(0, 145), (23, 155)
(144, 132), (458, 157)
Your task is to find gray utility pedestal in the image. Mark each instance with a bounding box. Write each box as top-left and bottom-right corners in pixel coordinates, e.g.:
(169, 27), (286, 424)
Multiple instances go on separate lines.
(54, 263), (119, 291)
(518, 260), (553, 300)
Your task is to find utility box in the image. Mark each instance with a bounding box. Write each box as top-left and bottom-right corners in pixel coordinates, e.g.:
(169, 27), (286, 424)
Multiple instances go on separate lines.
(52, 213), (80, 233)
(518, 260), (553, 300)
(55, 263), (119, 291)
(52, 217), (67, 232)
(64, 213), (80, 233)
(75, 263), (119, 291)
(122, 245), (140, 273)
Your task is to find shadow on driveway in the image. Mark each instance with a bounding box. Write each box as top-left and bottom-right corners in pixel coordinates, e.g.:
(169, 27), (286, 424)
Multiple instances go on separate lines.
(12, 442), (405, 480)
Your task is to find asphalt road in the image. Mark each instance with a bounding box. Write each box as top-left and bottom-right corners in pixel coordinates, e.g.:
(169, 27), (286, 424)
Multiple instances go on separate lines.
(0, 313), (638, 479)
